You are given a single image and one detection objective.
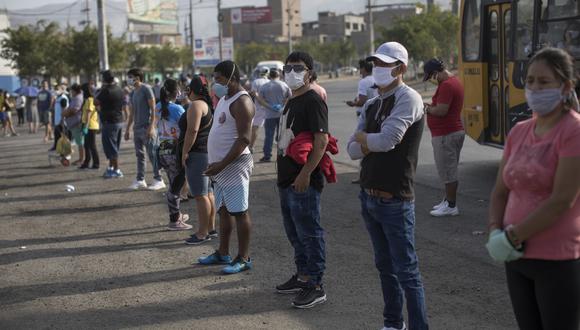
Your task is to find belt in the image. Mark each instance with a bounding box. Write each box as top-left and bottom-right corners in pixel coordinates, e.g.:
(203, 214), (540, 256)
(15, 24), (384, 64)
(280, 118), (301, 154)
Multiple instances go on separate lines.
(364, 188), (394, 199)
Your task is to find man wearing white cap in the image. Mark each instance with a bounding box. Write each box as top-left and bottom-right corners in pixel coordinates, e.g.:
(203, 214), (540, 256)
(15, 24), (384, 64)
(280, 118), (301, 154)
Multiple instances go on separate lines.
(347, 42), (429, 330)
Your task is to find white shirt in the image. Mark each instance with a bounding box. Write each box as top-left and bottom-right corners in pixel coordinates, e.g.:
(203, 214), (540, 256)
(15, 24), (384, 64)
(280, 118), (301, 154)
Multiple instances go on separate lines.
(356, 75), (378, 114)
(208, 90), (252, 163)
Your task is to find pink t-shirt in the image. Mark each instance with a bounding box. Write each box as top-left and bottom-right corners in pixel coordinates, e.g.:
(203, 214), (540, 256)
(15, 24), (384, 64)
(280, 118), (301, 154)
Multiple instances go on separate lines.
(502, 110), (580, 260)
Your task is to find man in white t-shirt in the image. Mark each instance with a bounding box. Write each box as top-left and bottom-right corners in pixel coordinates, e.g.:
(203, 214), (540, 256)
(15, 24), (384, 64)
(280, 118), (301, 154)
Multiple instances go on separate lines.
(248, 66), (270, 153)
(346, 59), (378, 116)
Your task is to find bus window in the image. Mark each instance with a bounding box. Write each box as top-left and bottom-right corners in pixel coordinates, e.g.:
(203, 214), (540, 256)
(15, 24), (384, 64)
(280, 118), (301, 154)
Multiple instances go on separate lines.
(515, 0), (534, 59)
(541, 0), (579, 19)
(540, 19), (580, 58)
(462, 0), (482, 61)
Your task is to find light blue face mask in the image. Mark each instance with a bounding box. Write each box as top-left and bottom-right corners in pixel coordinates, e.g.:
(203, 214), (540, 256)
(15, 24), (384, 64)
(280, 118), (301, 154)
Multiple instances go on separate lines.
(212, 65), (235, 99)
(525, 86), (563, 116)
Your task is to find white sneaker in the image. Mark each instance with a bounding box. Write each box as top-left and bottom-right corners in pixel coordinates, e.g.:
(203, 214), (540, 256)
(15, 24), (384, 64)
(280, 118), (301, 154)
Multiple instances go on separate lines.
(129, 180), (148, 190)
(148, 179), (166, 191)
(432, 199), (446, 210)
(381, 323), (406, 330)
(430, 202), (459, 217)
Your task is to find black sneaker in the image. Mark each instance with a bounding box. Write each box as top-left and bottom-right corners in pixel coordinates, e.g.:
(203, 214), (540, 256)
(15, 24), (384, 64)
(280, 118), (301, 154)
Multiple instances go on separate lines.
(259, 157), (271, 163)
(276, 275), (308, 294)
(208, 230), (218, 238)
(292, 285), (327, 309)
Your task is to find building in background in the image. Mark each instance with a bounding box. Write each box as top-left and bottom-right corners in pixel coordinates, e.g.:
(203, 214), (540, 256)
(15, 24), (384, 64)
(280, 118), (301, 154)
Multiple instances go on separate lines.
(0, 10), (19, 92)
(127, 0), (182, 45)
(302, 12), (366, 44)
(221, 0), (302, 45)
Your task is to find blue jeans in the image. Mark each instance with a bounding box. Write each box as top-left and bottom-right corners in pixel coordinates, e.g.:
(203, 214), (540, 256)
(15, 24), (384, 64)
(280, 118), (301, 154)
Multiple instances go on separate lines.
(263, 117), (279, 159)
(101, 123), (123, 160)
(134, 127), (162, 182)
(359, 190), (429, 330)
(279, 186), (325, 286)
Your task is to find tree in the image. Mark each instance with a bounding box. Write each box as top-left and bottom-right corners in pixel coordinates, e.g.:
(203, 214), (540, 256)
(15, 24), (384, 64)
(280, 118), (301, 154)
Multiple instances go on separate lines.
(108, 30), (129, 71)
(1, 21), (54, 78)
(151, 43), (181, 76)
(66, 26), (99, 78)
(128, 43), (153, 69)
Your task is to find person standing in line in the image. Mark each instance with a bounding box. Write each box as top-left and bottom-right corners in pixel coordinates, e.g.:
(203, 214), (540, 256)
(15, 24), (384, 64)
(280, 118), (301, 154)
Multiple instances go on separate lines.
(255, 68), (291, 163)
(308, 71), (327, 103)
(124, 68), (166, 191)
(347, 42), (429, 330)
(15, 92), (25, 126)
(180, 75), (217, 244)
(96, 71), (125, 178)
(275, 51), (329, 309)
(1, 91), (18, 137)
(197, 60), (255, 274)
(486, 47), (580, 330)
(50, 85), (69, 152)
(346, 59), (378, 117)
(63, 83), (85, 165)
(19, 80), (40, 134)
(79, 83), (100, 170)
(423, 58), (465, 217)
(347, 59), (378, 185)
(37, 80), (55, 143)
(152, 78), (191, 231)
(248, 66), (270, 154)
(152, 77), (161, 100)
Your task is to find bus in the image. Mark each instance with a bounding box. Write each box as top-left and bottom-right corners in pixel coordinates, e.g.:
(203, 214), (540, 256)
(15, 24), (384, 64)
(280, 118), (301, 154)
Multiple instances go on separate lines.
(459, 0), (579, 147)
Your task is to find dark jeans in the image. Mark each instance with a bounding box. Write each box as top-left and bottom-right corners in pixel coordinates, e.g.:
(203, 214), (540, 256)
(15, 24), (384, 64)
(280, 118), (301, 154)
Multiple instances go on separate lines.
(83, 129), (100, 167)
(16, 107), (24, 125)
(359, 190), (429, 330)
(263, 117), (279, 159)
(506, 258), (580, 330)
(278, 186), (325, 286)
(101, 123), (123, 161)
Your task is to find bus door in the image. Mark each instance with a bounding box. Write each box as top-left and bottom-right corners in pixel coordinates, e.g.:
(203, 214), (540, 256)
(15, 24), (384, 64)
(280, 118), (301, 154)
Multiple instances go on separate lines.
(485, 4), (511, 144)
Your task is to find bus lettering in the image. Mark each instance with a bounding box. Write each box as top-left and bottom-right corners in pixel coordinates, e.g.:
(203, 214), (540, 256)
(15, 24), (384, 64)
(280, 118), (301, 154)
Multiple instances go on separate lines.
(464, 68), (481, 75)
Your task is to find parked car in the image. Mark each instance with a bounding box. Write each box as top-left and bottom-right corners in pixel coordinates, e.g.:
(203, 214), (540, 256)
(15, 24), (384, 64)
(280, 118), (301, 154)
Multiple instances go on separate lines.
(338, 66), (359, 76)
(250, 60), (284, 81)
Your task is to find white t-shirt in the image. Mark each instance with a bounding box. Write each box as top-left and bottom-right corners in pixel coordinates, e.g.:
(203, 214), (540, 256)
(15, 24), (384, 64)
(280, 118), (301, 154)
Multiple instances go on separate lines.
(357, 75), (378, 114)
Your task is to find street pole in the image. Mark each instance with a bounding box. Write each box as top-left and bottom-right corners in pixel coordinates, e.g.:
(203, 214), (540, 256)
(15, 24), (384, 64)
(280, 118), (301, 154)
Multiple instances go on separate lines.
(287, 0), (293, 53)
(97, 0), (109, 71)
(189, 0), (195, 70)
(217, 0), (223, 61)
(368, 0), (374, 54)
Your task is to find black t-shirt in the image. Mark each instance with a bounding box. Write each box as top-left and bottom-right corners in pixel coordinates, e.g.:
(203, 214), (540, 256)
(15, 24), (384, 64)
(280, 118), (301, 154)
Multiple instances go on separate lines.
(277, 89), (329, 191)
(96, 85), (124, 124)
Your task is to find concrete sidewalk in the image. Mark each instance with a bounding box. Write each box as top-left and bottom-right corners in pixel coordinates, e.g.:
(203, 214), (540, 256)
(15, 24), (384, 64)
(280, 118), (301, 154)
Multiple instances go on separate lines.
(0, 129), (515, 329)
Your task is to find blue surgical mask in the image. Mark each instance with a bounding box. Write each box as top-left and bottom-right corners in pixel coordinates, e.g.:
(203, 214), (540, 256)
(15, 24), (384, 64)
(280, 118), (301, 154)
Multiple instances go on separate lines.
(525, 86), (563, 116)
(212, 83), (228, 98)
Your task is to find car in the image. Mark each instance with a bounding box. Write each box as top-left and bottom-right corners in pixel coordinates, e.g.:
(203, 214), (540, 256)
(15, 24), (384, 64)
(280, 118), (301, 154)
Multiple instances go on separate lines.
(250, 60), (285, 81)
(338, 66), (359, 76)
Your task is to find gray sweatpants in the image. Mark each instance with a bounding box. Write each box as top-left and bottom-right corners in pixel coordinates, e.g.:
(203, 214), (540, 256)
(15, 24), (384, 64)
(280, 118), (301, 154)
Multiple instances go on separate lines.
(134, 127), (162, 182)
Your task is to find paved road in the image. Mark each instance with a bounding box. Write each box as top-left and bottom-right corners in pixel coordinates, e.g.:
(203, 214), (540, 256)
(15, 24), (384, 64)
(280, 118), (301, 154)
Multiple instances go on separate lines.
(0, 79), (513, 329)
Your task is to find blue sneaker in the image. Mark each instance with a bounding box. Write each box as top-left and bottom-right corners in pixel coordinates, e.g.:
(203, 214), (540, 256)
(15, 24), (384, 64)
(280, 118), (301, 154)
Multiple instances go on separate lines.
(222, 256), (252, 274)
(103, 167), (114, 178)
(110, 169), (124, 178)
(184, 235), (211, 245)
(198, 251), (232, 265)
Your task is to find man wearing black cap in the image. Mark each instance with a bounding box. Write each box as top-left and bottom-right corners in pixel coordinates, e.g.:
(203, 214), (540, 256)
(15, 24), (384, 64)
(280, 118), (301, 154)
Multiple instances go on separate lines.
(423, 58), (465, 217)
(95, 70), (125, 178)
(347, 42), (429, 330)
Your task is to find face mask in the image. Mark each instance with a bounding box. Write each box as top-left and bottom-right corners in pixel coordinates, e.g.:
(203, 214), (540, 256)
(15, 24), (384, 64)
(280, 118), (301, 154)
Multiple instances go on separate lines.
(525, 86), (563, 116)
(284, 70), (306, 90)
(373, 66), (399, 87)
(213, 65), (235, 98)
(127, 78), (135, 86)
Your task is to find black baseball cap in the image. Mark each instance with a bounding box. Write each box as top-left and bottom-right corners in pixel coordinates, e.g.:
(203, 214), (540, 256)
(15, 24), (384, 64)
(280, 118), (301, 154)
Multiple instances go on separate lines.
(422, 58), (444, 81)
(101, 70), (114, 83)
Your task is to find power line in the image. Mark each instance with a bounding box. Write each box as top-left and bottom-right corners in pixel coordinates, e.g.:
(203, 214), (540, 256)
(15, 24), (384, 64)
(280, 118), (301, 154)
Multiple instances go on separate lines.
(7, 1), (80, 17)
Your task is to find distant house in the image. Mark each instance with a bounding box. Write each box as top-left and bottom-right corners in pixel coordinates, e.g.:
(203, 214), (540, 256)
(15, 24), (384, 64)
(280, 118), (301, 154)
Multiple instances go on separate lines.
(0, 10), (19, 92)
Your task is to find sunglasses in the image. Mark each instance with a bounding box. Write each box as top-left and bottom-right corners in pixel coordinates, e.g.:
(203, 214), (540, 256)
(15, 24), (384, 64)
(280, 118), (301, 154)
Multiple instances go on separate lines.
(283, 65), (308, 73)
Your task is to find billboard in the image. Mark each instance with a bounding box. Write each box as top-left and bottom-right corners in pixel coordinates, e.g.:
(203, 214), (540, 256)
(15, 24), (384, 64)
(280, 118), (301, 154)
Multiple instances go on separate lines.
(127, 0), (177, 25)
(231, 7), (273, 24)
(194, 37), (234, 67)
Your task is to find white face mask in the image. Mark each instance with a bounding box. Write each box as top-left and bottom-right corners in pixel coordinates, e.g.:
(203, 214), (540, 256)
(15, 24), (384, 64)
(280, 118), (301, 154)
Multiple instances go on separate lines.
(525, 86), (564, 116)
(127, 78), (135, 86)
(373, 66), (399, 87)
(284, 71), (306, 90)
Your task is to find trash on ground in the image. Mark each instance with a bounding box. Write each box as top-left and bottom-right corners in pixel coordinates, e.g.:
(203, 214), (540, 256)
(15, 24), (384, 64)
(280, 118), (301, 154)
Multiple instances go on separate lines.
(65, 185), (75, 192)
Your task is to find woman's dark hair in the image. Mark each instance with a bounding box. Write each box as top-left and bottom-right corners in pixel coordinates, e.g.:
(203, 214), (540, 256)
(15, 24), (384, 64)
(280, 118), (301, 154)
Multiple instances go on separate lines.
(80, 83), (92, 98)
(358, 59), (374, 73)
(70, 83), (82, 95)
(188, 75), (213, 112)
(214, 60), (240, 82)
(160, 78), (178, 120)
(285, 51), (314, 70)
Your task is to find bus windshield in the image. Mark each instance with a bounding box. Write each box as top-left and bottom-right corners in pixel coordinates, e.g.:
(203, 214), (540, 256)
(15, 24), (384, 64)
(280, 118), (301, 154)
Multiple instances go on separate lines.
(540, 0), (580, 58)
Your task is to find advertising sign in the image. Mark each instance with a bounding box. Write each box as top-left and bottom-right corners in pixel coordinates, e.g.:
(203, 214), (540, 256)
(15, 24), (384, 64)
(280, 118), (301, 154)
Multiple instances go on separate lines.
(127, 0), (177, 25)
(194, 37), (234, 67)
(231, 7), (273, 24)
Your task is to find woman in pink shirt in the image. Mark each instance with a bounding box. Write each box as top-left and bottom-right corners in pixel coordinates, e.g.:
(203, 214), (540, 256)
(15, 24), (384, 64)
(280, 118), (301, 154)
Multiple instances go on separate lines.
(486, 48), (580, 329)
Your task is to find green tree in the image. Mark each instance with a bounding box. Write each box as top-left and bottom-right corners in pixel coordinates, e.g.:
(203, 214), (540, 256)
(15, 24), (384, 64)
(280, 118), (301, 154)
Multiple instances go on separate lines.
(66, 26), (99, 78)
(151, 43), (180, 76)
(1, 21), (54, 78)
(108, 30), (129, 71)
(235, 42), (274, 73)
(128, 43), (153, 69)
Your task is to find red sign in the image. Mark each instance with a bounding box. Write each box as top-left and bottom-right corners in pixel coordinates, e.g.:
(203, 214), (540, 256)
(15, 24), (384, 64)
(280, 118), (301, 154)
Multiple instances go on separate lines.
(231, 7), (272, 24)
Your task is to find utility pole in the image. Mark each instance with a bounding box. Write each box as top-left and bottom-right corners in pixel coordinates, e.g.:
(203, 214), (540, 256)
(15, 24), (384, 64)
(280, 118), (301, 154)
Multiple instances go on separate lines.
(367, 0), (374, 54)
(96, 0), (109, 71)
(189, 0), (195, 69)
(81, 0), (91, 26)
(217, 0), (223, 61)
(287, 0), (293, 53)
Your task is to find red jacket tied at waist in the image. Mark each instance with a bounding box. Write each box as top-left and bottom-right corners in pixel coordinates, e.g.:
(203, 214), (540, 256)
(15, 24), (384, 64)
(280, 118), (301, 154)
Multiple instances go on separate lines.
(286, 132), (339, 183)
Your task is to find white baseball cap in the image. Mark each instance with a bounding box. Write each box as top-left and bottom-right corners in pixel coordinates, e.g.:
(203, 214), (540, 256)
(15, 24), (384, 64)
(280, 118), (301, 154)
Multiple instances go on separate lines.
(366, 42), (409, 66)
